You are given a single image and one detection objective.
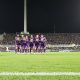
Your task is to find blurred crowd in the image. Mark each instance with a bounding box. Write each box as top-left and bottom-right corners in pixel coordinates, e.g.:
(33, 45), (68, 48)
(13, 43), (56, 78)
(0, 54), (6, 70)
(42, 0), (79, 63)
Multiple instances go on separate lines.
(45, 33), (80, 44)
(1, 33), (80, 45)
(1, 33), (15, 45)
(0, 33), (80, 52)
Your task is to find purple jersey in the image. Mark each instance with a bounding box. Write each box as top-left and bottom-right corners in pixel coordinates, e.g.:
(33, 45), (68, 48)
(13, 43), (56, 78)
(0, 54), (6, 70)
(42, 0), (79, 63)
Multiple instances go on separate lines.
(21, 37), (29, 48)
(23, 39), (26, 46)
(15, 37), (21, 45)
(26, 39), (29, 46)
(20, 39), (24, 46)
(39, 37), (46, 47)
(35, 37), (39, 47)
(29, 38), (34, 48)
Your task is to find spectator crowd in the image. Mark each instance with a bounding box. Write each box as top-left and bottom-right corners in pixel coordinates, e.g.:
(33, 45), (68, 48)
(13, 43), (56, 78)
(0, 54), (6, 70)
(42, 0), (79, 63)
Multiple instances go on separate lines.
(1, 33), (80, 45)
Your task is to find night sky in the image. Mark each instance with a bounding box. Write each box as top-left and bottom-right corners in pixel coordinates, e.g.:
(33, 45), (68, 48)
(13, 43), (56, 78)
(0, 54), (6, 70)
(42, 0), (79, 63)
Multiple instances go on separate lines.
(0, 0), (80, 33)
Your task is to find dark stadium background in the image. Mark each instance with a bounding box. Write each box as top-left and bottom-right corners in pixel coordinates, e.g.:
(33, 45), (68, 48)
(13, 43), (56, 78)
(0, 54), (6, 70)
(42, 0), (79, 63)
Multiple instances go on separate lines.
(0, 0), (80, 33)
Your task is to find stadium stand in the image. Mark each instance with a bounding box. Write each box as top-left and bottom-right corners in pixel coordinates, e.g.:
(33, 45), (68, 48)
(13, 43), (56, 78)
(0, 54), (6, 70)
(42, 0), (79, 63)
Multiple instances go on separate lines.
(0, 33), (80, 52)
(2, 33), (15, 45)
(45, 33), (80, 44)
(1, 33), (80, 45)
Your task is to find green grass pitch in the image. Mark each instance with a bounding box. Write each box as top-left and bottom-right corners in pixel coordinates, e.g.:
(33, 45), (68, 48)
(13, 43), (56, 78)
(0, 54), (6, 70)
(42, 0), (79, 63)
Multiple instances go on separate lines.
(0, 52), (80, 80)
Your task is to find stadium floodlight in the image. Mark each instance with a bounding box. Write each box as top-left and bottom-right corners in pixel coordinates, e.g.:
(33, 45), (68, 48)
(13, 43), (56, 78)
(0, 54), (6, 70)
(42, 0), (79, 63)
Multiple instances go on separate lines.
(24, 0), (27, 34)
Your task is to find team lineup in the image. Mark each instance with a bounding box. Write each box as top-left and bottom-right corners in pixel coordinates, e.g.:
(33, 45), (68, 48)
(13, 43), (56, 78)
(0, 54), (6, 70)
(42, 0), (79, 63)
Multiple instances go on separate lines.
(15, 34), (47, 53)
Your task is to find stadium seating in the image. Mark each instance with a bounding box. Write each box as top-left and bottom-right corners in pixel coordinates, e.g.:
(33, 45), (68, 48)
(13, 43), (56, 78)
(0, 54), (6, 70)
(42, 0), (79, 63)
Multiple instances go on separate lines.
(1, 33), (80, 52)
(2, 33), (15, 45)
(45, 33), (80, 44)
(1, 33), (80, 45)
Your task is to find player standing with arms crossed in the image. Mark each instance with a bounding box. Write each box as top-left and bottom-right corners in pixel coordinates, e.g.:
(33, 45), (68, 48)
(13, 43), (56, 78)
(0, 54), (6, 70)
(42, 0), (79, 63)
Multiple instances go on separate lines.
(15, 34), (21, 53)
(25, 35), (29, 52)
(35, 34), (40, 52)
(39, 34), (47, 53)
(29, 35), (35, 53)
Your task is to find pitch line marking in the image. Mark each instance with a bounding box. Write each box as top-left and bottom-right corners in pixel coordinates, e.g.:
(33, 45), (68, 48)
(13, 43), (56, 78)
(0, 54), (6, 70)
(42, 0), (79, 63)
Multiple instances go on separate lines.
(0, 72), (80, 76)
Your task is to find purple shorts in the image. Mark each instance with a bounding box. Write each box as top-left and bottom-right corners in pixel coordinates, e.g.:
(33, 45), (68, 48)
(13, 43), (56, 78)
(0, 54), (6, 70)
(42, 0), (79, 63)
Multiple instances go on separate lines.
(40, 42), (45, 48)
(22, 43), (29, 48)
(35, 41), (39, 48)
(30, 42), (34, 48)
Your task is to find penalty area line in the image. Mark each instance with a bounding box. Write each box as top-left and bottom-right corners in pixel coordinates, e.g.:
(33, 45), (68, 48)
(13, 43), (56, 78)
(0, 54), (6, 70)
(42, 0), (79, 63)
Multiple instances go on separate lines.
(0, 72), (80, 76)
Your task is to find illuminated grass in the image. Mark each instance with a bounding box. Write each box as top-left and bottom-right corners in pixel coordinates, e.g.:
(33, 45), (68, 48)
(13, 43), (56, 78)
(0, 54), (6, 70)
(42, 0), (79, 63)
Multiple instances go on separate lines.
(0, 52), (80, 80)
(0, 52), (80, 72)
(0, 76), (80, 80)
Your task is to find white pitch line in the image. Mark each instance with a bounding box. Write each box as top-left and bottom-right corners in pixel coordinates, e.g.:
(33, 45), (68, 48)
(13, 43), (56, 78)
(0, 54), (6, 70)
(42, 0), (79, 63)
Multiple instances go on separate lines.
(0, 72), (80, 76)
